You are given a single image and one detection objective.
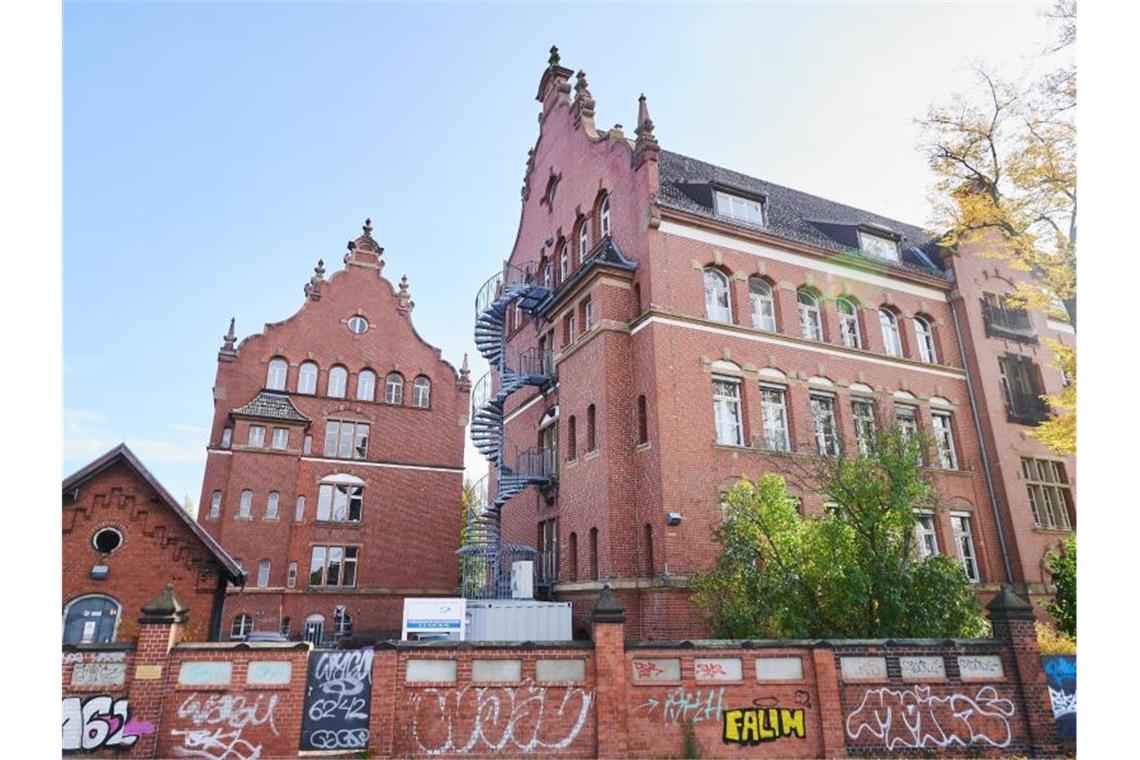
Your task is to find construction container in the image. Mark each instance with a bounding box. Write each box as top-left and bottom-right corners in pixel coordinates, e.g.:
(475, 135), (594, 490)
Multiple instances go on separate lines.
(464, 600), (572, 641)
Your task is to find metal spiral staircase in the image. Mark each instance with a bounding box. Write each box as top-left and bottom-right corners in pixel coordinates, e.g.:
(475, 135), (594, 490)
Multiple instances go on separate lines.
(460, 264), (555, 599)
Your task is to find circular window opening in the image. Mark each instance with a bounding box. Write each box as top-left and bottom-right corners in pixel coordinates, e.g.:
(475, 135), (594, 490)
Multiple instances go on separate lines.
(347, 316), (369, 334)
(93, 527), (123, 554)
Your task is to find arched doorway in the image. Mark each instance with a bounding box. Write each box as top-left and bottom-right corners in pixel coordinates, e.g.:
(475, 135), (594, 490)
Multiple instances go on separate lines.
(62, 595), (121, 644)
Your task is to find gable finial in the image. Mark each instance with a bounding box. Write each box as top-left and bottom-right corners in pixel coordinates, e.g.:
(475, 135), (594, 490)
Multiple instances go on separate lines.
(397, 274), (414, 314)
(219, 316), (238, 361)
(548, 45), (560, 66)
(304, 259), (326, 301)
(634, 93), (660, 168)
(363, 217), (373, 235)
(571, 70), (596, 130)
(458, 352), (472, 390)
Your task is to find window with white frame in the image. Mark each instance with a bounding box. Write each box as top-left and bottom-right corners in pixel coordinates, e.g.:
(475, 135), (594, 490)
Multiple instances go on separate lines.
(412, 376), (431, 408)
(327, 366), (348, 398)
(712, 377), (744, 446)
(704, 269), (732, 323)
(271, 427), (289, 450)
(266, 491), (279, 519)
(852, 399), (876, 456)
(266, 358), (288, 390)
(858, 229), (900, 262)
(220, 427), (232, 449)
(760, 385), (790, 452)
(559, 244), (569, 282)
(932, 412), (958, 469)
(578, 219), (590, 259)
(543, 261), (552, 289)
(798, 290), (822, 341)
(304, 614), (325, 645)
(238, 489), (253, 518)
(294, 496), (305, 521)
(838, 298), (862, 348)
(714, 190), (765, 226)
(248, 425), (265, 447)
(810, 394), (839, 456)
(879, 309), (902, 356)
(298, 361), (318, 394)
(309, 545), (358, 587)
(303, 435), (312, 455)
(287, 561), (297, 588)
(230, 614), (253, 640)
(1021, 457), (1073, 530)
(895, 405), (919, 440)
(913, 512), (939, 559)
(951, 513), (980, 582)
(914, 316), (937, 363)
(563, 312), (576, 345)
(600, 196), (611, 237)
(357, 369), (376, 402)
(347, 316), (369, 334)
(581, 297), (593, 332)
(316, 483), (363, 523)
(749, 277), (776, 331)
(323, 420), (369, 459)
(208, 490), (222, 520)
(257, 559), (270, 588)
(333, 606), (353, 636)
(385, 373), (404, 404)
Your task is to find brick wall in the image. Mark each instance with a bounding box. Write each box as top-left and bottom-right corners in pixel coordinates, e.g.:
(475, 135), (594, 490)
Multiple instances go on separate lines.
(63, 587), (1058, 757)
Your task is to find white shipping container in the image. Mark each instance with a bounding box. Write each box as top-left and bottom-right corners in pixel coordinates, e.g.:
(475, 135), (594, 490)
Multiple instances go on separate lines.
(464, 600), (572, 641)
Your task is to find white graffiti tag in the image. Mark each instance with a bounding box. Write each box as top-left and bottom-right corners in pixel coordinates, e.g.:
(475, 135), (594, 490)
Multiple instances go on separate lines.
(1048, 687), (1077, 719)
(636, 686), (725, 725)
(170, 693), (278, 760)
(410, 679), (593, 755)
(62, 695), (154, 752)
(845, 685), (1015, 750)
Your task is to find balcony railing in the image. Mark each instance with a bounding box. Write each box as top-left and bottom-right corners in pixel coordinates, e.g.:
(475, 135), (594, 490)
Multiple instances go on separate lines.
(981, 300), (1037, 343)
(1004, 390), (1052, 425)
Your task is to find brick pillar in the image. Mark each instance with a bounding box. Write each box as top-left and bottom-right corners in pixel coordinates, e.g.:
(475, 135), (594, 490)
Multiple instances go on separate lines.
(370, 644), (399, 757)
(592, 585), (629, 758)
(811, 647), (847, 758)
(987, 586), (1060, 757)
(128, 585), (188, 758)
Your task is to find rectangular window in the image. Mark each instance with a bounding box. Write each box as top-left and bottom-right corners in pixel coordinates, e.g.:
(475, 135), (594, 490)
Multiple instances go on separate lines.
(712, 377), (743, 446)
(913, 512), (939, 559)
(323, 420), (369, 459)
(294, 496), (305, 522)
(271, 427), (289, 450)
(981, 292), (1035, 341)
(951, 514), (980, 582)
(998, 354), (1050, 424)
(287, 561), (297, 589)
(932, 411), (958, 469)
(858, 229), (900, 262)
(208, 491), (222, 520)
(581, 297), (593, 332)
(308, 545), (358, 587)
(303, 434), (312, 455)
(852, 399), (876, 456)
(220, 427), (232, 449)
(810, 394), (838, 456)
(760, 386), (790, 452)
(248, 425), (265, 447)
(715, 190), (765, 226)
(563, 312), (576, 346)
(257, 559), (270, 588)
(316, 484), (364, 523)
(1021, 457), (1073, 530)
(896, 405), (922, 465)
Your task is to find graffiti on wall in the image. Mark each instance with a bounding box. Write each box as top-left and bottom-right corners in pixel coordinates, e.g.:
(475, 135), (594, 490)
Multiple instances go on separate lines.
(409, 679), (594, 755)
(723, 707), (806, 745)
(63, 651), (126, 664)
(1042, 655), (1076, 741)
(300, 649), (374, 751)
(635, 686), (725, 725)
(170, 692), (278, 760)
(62, 695), (154, 753)
(845, 685), (1014, 750)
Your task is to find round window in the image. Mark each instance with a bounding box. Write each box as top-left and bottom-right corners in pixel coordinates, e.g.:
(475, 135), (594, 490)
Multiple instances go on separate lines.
(92, 527), (123, 554)
(347, 316), (369, 334)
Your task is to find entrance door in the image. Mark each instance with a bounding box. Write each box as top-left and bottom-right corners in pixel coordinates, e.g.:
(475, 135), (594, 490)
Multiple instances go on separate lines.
(63, 596), (120, 644)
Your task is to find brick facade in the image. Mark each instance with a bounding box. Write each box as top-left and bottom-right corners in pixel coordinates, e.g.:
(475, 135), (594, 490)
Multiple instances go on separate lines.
(197, 221), (470, 642)
(490, 52), (1074, 638)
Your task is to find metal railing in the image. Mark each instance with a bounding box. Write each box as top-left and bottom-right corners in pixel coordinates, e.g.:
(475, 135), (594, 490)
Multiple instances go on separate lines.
(981, 299), (1036, 342)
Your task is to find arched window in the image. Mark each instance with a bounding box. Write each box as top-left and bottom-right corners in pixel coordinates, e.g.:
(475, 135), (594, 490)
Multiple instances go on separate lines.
(266, 491), (279, 519)
(208, 490), (222, 519)
(637, 395), (648, 444)
(703, 268), (732, 323)
(257, 559), (271, 587)
(357, 369), (376, 402)
(238, 489), (253, 518)
(567, 532), (578, 582)
(599, 195), (611, 237)
(586, 404), (596, 452)
(385, 373), (404, 404)
(749, 277), (776, 331)
(879, 308), (902, 356)
(589, 527), (599, 579)
(567, 415), (577, 460)
(304, 614), (325, 645)
(327, 366), (348, 398)
(558, 241), (569, 283)
(837, 297), (861, 348)
(62, 595), (121, 644)
(412, 376), (431, 408)
(266, 358), (288, 390)
(230, 613), (253, 640)
(798, 289), (822, 341)
(542, 261), (552, 289)
(578, 217), (591, 259)
(914, 316), (937, 363)
(298, 361), (319, 394)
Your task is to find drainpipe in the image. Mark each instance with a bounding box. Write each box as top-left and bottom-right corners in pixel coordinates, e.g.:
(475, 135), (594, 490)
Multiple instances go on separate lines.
(949, 295), (1013, 584)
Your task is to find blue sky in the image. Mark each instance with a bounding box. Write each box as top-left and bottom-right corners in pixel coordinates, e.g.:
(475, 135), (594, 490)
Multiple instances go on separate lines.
(64, 1), (1062, 509)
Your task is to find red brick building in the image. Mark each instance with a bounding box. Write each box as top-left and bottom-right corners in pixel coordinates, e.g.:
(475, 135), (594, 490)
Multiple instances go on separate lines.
(197, 220), (470, 643)
(62, 444), (244, 644)
(476, 50), (1075, 639)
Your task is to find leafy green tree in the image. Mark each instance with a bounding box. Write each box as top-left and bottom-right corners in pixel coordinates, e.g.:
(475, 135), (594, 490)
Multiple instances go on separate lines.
(694, 426), (987, 639)
(1045, 535), (1076, 638)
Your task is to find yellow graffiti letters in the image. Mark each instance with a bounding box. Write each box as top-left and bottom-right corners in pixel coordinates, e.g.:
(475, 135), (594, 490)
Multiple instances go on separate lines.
(723, 706), (806, 745)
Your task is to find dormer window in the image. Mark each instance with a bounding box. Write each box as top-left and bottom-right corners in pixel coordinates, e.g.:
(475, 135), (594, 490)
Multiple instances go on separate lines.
(714, 190), (764, 226)
(857, 228), (900, 262)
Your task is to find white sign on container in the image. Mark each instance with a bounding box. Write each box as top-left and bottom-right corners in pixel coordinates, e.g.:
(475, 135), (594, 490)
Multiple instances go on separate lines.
(402, 598), (466, 641)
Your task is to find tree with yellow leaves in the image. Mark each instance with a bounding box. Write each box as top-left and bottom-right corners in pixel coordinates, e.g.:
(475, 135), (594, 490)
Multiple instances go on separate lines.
(920, 1), (1075, 453)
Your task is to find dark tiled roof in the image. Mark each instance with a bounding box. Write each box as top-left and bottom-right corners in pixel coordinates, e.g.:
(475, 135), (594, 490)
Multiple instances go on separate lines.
(62, 444), (245, 583)
(657, 150), (949, 279)
(231, 392), (311, 423)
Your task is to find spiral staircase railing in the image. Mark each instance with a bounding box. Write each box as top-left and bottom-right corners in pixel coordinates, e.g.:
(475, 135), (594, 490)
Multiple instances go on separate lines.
(461, 263), (555, 599)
